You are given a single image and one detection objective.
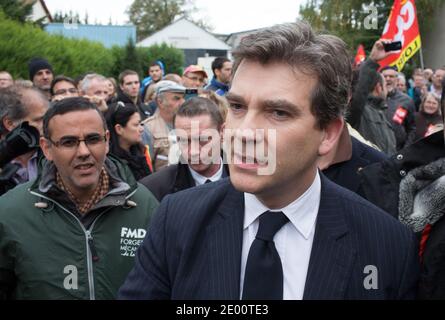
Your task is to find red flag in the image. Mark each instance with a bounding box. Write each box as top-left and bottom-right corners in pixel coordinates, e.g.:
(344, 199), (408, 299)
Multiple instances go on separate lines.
(354, 44), (366, 66)
(379, 0), (421, 71)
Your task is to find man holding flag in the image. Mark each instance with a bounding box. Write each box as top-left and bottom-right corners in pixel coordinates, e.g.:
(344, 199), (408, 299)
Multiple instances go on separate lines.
(379, 0), (422, 71)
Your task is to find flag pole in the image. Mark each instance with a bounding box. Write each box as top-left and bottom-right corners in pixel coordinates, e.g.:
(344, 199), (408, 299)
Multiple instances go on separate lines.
(419, 46), (425, 69)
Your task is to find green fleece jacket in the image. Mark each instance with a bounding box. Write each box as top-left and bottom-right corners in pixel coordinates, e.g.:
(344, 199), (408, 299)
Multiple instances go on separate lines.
(0, 156), (158, 300)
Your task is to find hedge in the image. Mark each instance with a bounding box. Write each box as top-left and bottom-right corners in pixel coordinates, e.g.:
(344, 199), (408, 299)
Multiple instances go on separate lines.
(0, 12), (184, 80)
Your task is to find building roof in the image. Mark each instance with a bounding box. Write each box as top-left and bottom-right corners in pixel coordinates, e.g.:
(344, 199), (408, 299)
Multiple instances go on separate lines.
(23, 0), (53, 23)
(137, 17), (231, 51)
(44, 23), (136, 48)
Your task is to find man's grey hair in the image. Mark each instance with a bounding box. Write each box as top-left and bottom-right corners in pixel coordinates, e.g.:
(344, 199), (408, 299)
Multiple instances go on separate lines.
(0, 85), (48, 132)
(232, 20), (352, 129)
(80, 73), (107, 93)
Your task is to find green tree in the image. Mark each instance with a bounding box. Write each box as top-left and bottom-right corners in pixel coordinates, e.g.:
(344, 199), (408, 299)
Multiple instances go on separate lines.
(0, 0), (34, 23)
(299, 0), (443, 51)
(127, 0), (212, 41)
(127, 0), (186, 41)
(115, 38), (142, 75)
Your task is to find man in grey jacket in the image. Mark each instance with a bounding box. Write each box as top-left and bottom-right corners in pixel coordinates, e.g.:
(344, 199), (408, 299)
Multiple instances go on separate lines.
(348, 40), (397, 155)
(381, 65), (416, 150)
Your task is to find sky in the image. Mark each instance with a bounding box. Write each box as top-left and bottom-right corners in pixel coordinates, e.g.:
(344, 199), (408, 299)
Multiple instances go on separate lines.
(44, 0), (305, 34)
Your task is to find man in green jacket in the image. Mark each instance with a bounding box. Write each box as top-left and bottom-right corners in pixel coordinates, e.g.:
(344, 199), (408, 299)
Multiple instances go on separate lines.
(0, 97), (158, 300)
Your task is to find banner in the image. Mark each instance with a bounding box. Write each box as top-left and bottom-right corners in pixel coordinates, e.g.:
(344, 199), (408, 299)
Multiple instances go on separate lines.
(379, 0), (421, 71)
(354, 44), (366, 66)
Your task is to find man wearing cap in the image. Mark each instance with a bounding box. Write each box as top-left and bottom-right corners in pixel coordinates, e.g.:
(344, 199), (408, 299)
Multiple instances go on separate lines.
(28, 58), (54, 100)
(142, 80), (186, 171)
(182, 65), (208, 88)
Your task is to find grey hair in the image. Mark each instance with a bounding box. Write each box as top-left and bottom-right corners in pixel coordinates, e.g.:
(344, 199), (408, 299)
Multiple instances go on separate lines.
(80, 73), (107, 93)
(232, 20), (352, 129)
(397, 73), (407, 83)
(0, 85), (48, 129)
(0, 87), (22, 135)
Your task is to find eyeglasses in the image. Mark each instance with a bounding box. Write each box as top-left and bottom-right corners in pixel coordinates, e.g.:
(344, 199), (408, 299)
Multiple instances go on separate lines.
(48, 133), (107, 149)
(54, 88), (78, 95)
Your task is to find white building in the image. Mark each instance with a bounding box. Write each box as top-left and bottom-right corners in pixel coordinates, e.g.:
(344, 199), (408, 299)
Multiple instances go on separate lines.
(137, 17), (231, 67)
(23, 0), (52, 23)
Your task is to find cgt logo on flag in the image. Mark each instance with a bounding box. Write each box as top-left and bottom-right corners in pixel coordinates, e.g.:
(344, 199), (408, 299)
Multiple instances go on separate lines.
(379, 0), (421, 71)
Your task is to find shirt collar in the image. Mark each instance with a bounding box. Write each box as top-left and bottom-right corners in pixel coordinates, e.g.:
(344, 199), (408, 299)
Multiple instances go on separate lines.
(10, 150), (38, 167)
(243, 171), (321, 240)
(188, 158), (223, 186)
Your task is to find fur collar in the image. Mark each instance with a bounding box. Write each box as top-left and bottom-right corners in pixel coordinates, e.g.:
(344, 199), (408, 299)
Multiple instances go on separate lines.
(399, 157), (445, 232)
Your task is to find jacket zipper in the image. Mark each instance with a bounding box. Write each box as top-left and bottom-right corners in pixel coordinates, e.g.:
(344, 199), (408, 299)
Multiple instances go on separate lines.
(29, 192), (104, 299)
(30, 189), (138, 299)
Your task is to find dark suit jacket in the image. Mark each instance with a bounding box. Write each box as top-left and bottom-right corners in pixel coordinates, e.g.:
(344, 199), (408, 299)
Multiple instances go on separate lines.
(119, 175), (419, 300)
(139, 163), (229, 202)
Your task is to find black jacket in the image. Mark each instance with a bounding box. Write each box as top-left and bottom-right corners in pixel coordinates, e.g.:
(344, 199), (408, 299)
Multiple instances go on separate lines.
(359, 130), (445, 299)
(139, 163), (229, 202)
(109, 90), (154, 121)
(110, 145), (151, 182)
(359, 130), (445, 218)
(386, 90), (417, 150)
(323, 137), (387, 195)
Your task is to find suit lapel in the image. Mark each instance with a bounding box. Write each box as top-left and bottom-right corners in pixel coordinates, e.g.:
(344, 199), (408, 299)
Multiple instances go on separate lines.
(205, 183), (244, 299)
(303, 175), (357, 299)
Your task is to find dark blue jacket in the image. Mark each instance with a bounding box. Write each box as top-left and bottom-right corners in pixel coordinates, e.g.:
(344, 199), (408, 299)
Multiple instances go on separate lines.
(205, 77), (229, 96)
(119, 175), (419, 300)
(323, 137), (387, 194)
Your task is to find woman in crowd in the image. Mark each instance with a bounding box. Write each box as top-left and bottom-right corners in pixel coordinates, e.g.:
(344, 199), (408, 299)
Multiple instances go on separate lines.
(414, 92), (443, 140)
(106, 102), (152, 181)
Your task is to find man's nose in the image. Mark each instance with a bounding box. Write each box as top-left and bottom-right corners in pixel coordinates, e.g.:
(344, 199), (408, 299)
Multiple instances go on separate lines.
(76, 140), (91, 157)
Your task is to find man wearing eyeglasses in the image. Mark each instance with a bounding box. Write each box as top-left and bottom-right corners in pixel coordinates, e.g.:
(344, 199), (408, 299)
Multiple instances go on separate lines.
(50, 75), (79, 102)
(182, 65), (208, 89)
(0, 97), (158, 299)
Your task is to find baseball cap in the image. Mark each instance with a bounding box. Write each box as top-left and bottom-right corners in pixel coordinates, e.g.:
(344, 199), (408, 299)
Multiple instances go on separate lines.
(155, 80), (186, 95)
(183, 65), (208, 78)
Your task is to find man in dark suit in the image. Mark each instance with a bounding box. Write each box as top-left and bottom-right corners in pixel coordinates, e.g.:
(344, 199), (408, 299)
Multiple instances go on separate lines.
(139, 97), (229, 201)
(119, 21), (419, 300)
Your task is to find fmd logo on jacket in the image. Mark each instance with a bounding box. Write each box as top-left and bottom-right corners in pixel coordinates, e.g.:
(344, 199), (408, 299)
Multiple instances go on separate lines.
(120, 227), (147, 257)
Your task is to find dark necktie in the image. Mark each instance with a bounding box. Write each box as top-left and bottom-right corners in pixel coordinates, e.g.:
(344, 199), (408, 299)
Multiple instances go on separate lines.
(204, 179), (212, 184)
(242, 211), (289, 300)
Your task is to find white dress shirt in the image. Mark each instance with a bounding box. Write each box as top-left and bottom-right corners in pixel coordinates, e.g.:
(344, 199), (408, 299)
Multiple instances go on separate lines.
(188, 158), (224, 186)
(240, 171), (321, 300)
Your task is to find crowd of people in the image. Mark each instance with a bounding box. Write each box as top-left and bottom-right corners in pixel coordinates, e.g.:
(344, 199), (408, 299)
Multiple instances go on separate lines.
(1, 20), (445, 300)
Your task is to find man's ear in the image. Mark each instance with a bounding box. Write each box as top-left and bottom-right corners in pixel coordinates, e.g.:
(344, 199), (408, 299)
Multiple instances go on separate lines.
(40, 136), (53, 161)
(215, 68), (221, 80)
(3, 117), (16, 132)
(105, 130), (110, 154)
(318, 117), (344, 157)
